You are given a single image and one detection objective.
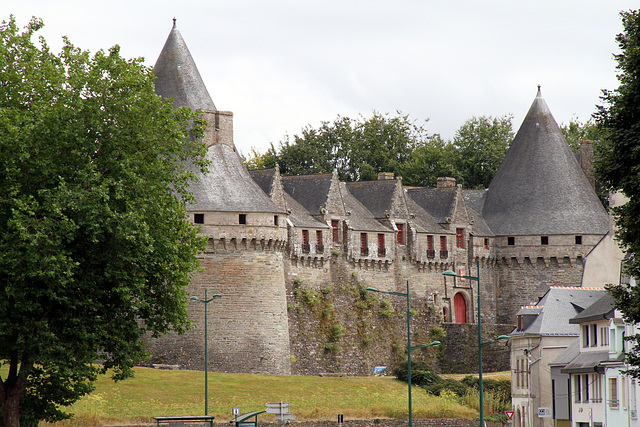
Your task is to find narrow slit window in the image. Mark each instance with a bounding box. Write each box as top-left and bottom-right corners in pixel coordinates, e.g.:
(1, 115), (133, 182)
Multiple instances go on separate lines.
(239, 214), (247, 225)
(194, 213), (204, 224)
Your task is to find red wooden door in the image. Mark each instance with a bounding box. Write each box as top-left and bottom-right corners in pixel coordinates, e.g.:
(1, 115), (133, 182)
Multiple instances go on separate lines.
(454, 293), (467, 324)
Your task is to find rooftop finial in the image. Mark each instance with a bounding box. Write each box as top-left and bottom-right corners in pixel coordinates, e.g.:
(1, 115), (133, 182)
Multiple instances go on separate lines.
(537, 84), (541, 95)
(172, 17), (177, 28)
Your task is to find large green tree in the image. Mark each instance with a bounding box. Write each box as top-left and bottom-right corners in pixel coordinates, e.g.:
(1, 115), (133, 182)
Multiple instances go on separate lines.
(252, 112), (433, 183)
(451, 115), (513, 189)
(0, 17), (208, 426)
(594, 9), (640, 378)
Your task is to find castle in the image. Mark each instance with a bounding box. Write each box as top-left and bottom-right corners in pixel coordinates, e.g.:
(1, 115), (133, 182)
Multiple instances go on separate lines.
(146, 21), (611, 376)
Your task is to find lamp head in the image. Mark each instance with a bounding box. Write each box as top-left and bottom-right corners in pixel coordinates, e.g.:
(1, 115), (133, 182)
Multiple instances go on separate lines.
(497, 335), (510, 342)
(190, 296), (200, 301)
(366, 287), (379, 292)
(431, 341), (441, 346)
(442, 270), (457, 277)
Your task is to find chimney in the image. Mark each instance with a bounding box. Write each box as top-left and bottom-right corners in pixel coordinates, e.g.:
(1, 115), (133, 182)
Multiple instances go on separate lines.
(437, 177), (456, 189)
(200, 109), (235, 151)
(378, 172), (394, 181)
(579, 141), (595, 189)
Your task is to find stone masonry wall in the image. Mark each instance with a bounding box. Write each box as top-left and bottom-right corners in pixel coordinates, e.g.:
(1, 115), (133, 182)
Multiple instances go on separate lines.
(146, 244), (291, 375)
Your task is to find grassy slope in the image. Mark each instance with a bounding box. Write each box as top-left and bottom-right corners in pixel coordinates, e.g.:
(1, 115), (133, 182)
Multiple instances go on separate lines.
(40, 367), (478, 426)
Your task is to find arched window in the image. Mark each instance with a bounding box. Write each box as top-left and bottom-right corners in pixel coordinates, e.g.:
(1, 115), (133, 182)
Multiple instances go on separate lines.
(454, 293), (467, 323)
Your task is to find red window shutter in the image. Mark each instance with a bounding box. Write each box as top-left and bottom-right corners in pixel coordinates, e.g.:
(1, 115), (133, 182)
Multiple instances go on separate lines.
(397, 223), (404, 245)
(427, 235), (433, 251)
(316, 230), (322, 245)
(456, 228), (464, 249)
(360, 233), (368, 255)
(332, 220), (339, 243)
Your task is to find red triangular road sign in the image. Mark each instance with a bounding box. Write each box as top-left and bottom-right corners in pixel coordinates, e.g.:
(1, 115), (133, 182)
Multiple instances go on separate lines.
(505, 411), (514, 420)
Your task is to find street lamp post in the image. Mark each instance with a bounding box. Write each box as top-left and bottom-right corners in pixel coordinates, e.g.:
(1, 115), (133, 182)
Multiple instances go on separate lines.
(366, 281), (441, 427)
(442, 260), (509, 427)
(190, 290), (222, 416)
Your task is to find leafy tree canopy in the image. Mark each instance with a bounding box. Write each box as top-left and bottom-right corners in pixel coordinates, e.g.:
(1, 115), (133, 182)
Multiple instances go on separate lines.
(246, 112), (513, 188)
(594, 9), (640, 378)
(0, 16), (208, 426)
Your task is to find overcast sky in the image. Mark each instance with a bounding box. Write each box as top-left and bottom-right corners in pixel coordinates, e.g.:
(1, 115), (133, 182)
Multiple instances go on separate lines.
(6, 1), (638, 156)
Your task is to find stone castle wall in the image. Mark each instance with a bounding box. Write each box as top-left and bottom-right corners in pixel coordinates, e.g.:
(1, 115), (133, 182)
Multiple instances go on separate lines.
(146, 241), (291, 375)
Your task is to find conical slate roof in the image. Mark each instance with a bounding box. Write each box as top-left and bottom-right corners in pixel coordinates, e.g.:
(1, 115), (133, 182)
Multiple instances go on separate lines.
(482, 87), (609, 236)
(153, 19), (216, 111)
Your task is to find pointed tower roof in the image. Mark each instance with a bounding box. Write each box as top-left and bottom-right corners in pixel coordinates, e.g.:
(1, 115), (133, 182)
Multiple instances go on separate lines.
(482, 87), (609, 236)
(153, 19), (216, 111)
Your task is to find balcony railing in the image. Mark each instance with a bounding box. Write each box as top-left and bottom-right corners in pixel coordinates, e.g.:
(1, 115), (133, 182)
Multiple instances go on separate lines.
(427, 250), (435, 259)
(302, 243), (310, 253)
(361, 247), (369, 256)
(316, 244), (324, 253)
(440, 250), (448, 258)
(378, 247), (386, 257)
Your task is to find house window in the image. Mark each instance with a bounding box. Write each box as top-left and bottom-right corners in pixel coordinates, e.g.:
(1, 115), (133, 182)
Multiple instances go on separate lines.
(601, 326), (609, 346)
(274, 215), (279, 226)
(360, 233), (368, 256)
(397, 223), (405, 245)
(575, 375), (582, 403)
(609, 377), (619, 408)
(508, 236), (515, 246)
(194, 213), (204, 224)
(456, 228), (464, 249)
(378, 234), (385, 257)
(332, 220), (339, 243)
(427, 235), (435, 258)
(576, 235), (583, 245)
(592, 374), (603, 403)
(583, 374), (590, 402)
(591, 324), (598, 347)
(484, 238), (489, 249)
(239, 214), (247, 225)
(583, 325), (590, 347)
(316, 230), (324, 253)
(440, 236), (448, 258)
(541, 236), (549, 245)
(302, 230), (310, 253)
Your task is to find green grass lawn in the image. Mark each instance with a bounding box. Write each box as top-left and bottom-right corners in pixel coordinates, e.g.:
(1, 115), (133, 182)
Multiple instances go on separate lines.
(37, 367), (478, 426)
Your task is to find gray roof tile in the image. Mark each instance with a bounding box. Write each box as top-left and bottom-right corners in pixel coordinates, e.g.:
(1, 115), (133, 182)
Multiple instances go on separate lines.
(153, 20), (216, 111)
(483, 87), (609, 236)
(510, 287), (607, 337)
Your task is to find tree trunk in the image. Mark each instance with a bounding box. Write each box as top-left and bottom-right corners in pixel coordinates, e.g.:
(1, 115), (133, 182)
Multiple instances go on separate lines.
(1, 373), (28, 427)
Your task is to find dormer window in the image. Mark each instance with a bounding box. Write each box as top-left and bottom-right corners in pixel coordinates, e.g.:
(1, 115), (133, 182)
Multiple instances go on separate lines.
(456, 228), (464, 249)
(239, 214), (247, 225)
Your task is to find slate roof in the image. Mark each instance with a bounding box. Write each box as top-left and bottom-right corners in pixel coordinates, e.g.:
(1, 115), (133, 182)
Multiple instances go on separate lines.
(281, 174), (332, 216)
(153, 19), (216, 111)
(339, 183), (391, 233)
(482, 87), (609, 236)
(549, 339), (581, 368)
(284, 193), (329, 228)
(406, 187), (456, 224)
(405, 196), (449, 234)
(561, 350), (612, 374)
(510, 287), (607, 337)
(248, 169), (275, 195)
(188, 145), (285, 213)
(568, 293), (615, 324)
(344, 180), (397, 219)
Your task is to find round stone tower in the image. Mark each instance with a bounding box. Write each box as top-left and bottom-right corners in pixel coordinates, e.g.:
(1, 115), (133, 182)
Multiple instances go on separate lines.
(147, 20), (291, 375)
